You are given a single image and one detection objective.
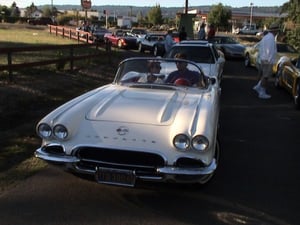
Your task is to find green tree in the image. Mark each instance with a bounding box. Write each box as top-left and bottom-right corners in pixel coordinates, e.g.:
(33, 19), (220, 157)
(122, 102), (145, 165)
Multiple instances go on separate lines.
(147, 4), (163, 26)
(207, 3), (232, 31)
(26, 3), (38, 17)
(42, 5), (58, 17)
(281, 0), (300, 50)
(10, 2), (20, 17)
(136, 11), (143, 24)
(0, 5), (11, 17)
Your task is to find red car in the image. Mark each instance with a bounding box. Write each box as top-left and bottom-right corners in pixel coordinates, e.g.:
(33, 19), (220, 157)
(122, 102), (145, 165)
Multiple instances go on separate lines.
(104, 30), (137, 49)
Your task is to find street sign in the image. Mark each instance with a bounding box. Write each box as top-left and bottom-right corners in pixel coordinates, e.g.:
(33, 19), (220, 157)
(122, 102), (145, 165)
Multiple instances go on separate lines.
(81, 0), (91, 10)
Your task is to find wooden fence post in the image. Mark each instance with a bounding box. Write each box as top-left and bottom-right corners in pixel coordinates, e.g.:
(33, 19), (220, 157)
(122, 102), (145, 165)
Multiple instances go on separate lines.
(105, 41), (112, 63)
(7, 52), (13, 82)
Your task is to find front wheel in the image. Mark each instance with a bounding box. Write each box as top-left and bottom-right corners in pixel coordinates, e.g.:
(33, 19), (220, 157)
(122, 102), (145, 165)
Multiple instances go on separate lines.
(274, 67), (283, 88)
(138, 43), (144, 53)
(244, 53), (250, 67)
(117, 39), (123, 48)
(294, 81), (300, 110)
(153, 45), (159, 56)
(197, 137), (220, 185)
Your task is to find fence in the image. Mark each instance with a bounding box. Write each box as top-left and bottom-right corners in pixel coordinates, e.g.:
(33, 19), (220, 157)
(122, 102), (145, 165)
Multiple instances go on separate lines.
(0, 44), (103, 82)
(48, 25), (95, 44)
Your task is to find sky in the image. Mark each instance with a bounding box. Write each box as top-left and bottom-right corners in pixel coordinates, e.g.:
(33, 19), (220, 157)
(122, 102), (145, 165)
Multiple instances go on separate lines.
(0, 0), (288, 8)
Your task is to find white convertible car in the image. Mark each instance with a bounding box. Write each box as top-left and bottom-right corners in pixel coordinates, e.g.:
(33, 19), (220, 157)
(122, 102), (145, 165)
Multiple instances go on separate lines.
(35, 57), (221, 187)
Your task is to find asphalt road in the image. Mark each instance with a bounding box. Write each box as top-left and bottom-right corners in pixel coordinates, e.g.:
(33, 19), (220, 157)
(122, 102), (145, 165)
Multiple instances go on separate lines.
(0, 58), (299, 225)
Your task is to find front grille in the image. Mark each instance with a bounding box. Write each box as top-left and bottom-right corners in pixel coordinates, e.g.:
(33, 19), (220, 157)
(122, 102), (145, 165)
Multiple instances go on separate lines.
(43, 145), (64, 155)
(74, 147), (165, 173)
(176, 157), (206, 168)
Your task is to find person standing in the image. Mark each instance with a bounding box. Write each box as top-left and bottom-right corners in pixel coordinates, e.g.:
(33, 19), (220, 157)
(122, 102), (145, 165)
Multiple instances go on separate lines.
(207, 23), (216, 40)
(255, 30), (269, 83)
(164, 30), (176, 54)
(253, 24), (279, 99)
(198, 23), (206, 40)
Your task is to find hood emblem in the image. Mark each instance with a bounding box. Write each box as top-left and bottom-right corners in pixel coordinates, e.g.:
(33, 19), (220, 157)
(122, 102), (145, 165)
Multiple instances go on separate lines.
(116, 126), (129, 136)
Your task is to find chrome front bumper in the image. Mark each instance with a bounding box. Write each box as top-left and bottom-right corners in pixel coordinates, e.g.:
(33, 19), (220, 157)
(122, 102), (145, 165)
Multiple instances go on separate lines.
(35, 147), (217, 182)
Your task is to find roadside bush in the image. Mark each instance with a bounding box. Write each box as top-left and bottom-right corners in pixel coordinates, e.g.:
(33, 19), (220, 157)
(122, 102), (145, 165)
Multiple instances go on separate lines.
(56, 14), (74, 26)
(287, 27), (300, 51)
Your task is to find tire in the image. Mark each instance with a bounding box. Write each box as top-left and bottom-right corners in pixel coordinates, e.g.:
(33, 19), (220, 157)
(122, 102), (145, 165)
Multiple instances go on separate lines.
(244, 53), (250, 67)
(197, 136), (220, 185)
(295, 81), (300, 110)
(274, 67), (283, 88)
(153, 45), (159, 56)
(138, 43), (144, 53)
(117, 39), (123, 48)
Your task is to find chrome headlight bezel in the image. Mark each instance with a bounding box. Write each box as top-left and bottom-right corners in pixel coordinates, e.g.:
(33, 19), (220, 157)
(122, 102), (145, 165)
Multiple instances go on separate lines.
(53, 124), (68, 140)
(173, 134), (190, 151)
(192, 135), (209, 152)
(37, 123), (52, 139)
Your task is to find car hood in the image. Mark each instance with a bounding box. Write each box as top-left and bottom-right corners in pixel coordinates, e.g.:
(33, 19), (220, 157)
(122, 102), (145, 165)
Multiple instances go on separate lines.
(196, 63), (218, 78)
(123, 37), (137, 41)
(39, 84), (216, 145)
(276, 52), (299, 61)
(223, 43), (245, 51)
(85, 86), (205, 125)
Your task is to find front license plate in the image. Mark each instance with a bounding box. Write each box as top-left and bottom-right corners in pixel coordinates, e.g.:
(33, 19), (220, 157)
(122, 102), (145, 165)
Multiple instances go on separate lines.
(95, 167), (136, 187)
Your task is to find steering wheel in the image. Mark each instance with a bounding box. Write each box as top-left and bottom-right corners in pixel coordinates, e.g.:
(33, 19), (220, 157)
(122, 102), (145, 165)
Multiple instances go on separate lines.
(174, 78), (191, 86)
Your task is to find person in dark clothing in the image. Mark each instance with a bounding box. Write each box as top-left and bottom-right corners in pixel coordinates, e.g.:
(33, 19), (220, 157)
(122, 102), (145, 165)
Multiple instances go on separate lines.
(165, 53), (200, 86)
(207, 24), (216, 40)
(198, 23), (206, 40)
(179, 26), (187, 42)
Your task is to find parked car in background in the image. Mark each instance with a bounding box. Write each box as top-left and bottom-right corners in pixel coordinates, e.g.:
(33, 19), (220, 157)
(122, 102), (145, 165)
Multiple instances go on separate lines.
(138, 33), (166, 56)
(104, 30), (137, 49)
(165, 40), (225, 83)
(130, 28), (147, 38)
(208, 35), (245, 59)
(35, 57), (221, 187)
(91, 27), (111, 43)
(275, 56), (300, 109)
(244, 42), (299, 74)
(27, 17), (56, 25)
(236, 24), (260, 35)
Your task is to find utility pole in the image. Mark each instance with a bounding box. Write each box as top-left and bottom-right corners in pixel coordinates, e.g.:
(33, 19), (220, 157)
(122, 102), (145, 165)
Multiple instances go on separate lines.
(250, 2), (253, 27)
(185, 0), (188, 14)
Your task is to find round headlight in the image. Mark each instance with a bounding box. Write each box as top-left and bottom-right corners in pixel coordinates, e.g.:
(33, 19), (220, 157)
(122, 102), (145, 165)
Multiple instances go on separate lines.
(192, 135), (209, 151)
(37, 123), (52, 138)
(53, 124), (68, 140)
(173, 134), (190, 151)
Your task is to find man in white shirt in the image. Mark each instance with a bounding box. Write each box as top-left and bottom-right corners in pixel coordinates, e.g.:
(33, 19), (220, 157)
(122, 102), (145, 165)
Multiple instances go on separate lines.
(253, 23), (279, 99)
(164, 30), (175, 54)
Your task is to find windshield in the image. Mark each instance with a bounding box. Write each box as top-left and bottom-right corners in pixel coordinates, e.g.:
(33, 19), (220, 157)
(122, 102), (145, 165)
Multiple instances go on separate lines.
(211, 36), (238, 44)
(166, 46), (215, 64)
(114, 57), (207, 88)
(277, 43), (298, 53)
